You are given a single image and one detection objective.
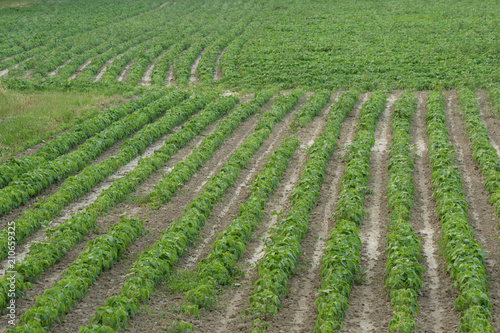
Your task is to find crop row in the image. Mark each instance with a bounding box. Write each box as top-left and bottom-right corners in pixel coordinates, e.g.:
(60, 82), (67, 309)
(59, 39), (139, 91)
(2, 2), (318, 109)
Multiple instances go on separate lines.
(6, 217), (145, 332)
(78, 90), (302, 332)
(313, 91), (387, 332)
(384, 93), (424, 332)
(0, 95), (238, 310)
(247, 91), (359, 332)
(426, 92), (493, 331)
(0, 90), (187, 216)
(0, 92), (214, 263)
(145, 90), (294, 207)
(458, 89), (500, 228)
(0, 90), (165, 189)
(184, 136), (299, 311)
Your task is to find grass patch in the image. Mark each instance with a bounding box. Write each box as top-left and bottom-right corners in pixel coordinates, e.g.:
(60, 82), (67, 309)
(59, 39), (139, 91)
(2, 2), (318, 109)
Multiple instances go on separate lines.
(0, 0), (39, 9)
(0, 88), (120, 159)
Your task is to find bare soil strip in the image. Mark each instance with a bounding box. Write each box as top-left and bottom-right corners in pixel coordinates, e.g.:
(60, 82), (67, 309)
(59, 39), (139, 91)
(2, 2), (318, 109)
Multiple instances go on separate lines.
(189, 49), (204, 84)
(412, 92), (458, 332)
(48, 98), (283, 333)
(141, 52), (165, 86)
(48, 58), (71, 77)
(166, 67), (175, 86)
(445, 90), (500, 329)
(93, 58), (115, 82)
(214, 49), (226, 80)
(117, 61), (133, 82)
(68, 58), (92, 80)
(265, 93), (367, 333)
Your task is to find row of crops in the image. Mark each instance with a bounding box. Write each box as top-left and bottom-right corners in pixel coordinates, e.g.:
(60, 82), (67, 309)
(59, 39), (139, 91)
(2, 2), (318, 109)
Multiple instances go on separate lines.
(1, 87), (500, 332)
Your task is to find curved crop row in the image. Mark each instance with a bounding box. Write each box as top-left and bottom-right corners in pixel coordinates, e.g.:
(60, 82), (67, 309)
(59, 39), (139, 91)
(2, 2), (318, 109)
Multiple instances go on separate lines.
(0, 96), (238, 310)
(146, 90), (277, 207)
(426, 91), (493, 332)
(384, 93), (423, 332)
(0, 90), (165, 189)
(185, 136), (299, 311)
(290, 89), (331, 129)
(313, 91), (387, 332)
(0, 93), (215, 261)
(6, 217), (145, 333)
(0, 91), (188, 216)
(78, 89), (302, 333)
(246, 91), (359, 332)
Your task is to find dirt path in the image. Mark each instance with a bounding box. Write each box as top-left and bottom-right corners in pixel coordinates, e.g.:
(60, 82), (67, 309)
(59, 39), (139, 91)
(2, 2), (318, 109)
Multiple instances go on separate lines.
(141, 52), (164, 86)
(68, 58), (92, 80)
(265, 93), (367, 333)
(117, 61), (133, 82)
(189, 49), (204, 84)
(48, 58), (71, 77)
(214, 49), (226, 80)
(93, 58), (114, 82)
(444, 90), (500, 329)
(412, 92), (458, 332)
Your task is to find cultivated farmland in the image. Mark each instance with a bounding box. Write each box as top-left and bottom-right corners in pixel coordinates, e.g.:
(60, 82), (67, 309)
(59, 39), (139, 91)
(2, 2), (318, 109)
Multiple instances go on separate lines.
(0, 0), (499, 332)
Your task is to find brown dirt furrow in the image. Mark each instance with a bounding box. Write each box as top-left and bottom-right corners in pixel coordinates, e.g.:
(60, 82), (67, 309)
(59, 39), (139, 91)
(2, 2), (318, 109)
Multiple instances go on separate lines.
(476, 90), (500, 158)
(48, 58), (71, 77)
(141, 52), (164, 86)
(68, 58), (92, 80)
(189, 49), (204, 85)
(47, 98), (281, 333)
(214, 49), (226, 81)
(340, 92), (399, 333)
(166, 67), (175, 86)
(117, 61), (133, 83)
(412, 91), (458, 332)
(444, 90), (500, 329)
(265, 93), (368, 333)
(93, 58), (114, 82)
(119, 96), (309, 333)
